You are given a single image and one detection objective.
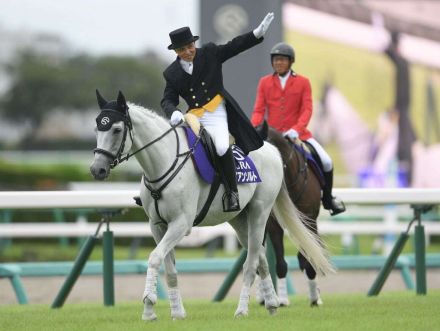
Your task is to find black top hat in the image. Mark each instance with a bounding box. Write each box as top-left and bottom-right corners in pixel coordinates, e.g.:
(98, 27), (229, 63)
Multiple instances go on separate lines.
(167, 27), (199, 50)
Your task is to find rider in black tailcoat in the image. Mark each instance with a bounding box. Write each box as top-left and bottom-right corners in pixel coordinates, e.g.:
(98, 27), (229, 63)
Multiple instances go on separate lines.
(161, 13), (274, 212)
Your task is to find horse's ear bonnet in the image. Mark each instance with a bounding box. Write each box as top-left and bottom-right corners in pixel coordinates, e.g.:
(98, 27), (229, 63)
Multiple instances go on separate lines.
(95, 90), (129, 131)
(96, 89), (108, 109)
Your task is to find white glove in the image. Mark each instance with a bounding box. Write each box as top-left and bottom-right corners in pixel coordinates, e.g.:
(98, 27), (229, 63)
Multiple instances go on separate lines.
(253, 12), (275, 39)
(283, 129), (298, 141)
(170, 110), (184, 126)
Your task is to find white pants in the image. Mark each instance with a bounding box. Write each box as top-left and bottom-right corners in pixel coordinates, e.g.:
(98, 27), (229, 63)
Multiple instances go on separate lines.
(306, 138), (333, 172)
(199, 101), (229, 156)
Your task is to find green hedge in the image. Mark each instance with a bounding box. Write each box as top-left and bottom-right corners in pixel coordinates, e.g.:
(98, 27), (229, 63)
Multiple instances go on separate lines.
(0, 160), (139, 190)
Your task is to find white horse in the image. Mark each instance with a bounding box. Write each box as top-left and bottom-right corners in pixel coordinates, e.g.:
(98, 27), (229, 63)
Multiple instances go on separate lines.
(90, 91), (334, 320)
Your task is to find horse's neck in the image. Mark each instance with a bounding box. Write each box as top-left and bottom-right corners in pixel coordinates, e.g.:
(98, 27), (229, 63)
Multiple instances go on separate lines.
(129, 106), (181, 179)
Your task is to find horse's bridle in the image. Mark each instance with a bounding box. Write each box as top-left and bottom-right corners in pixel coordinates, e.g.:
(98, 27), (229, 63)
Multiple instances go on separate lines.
(93, 108), (134, 168)
(93, 109), (202, 223)
(93, 108), (181, 171)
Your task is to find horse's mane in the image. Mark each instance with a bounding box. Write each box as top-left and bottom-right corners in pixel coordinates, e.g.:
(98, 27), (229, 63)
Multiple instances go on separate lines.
(267, 128), (287, 146)
(127, 102), (168, 125)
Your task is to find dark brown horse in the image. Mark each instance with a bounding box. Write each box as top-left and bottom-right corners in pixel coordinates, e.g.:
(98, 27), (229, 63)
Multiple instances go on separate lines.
(256, 121), (323, 306)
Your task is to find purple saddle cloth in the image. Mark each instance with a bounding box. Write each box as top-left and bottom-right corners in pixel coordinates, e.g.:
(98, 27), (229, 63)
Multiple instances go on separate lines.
(293, 143), (325, 187)
(184, 127), (261, 184)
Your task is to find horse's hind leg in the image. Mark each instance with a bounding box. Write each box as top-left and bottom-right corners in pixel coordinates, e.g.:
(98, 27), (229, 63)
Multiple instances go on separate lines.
(229, 208), (279, 317)
(163, 250), (186, 319)
(265, 217), (290, 306)
(297, 217), (322, 306)
(298, 252), (322, 306)
(256, 251), (279, 314)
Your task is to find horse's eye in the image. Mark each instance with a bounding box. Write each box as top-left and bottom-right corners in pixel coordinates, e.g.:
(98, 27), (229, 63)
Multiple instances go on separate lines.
(113, 128), (122, 134)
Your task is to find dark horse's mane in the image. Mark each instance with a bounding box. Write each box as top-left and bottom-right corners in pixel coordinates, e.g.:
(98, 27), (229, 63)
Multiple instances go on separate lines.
(255, 121), (297, 168)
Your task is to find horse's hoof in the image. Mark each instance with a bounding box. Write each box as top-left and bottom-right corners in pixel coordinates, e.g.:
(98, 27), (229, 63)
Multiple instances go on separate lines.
(265, 298), (280, 310)
(234, 312), (248, 318)
(310, 300), (322, 307)
(171, 313), (186, 320)
(171, 308), (186, 320)
(142, 312), (157, 321)
(310, 297), (323, 307)
(234, 309), (248, 318)
(267, 307), (278, 316)
(279, 298), (291, 306)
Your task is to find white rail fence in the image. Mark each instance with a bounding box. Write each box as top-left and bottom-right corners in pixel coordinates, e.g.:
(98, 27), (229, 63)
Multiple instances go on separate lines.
(1, 188), (440, 253)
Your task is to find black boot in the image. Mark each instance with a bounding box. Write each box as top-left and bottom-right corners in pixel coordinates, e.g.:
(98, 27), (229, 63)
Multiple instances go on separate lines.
(322, 169), (345, 216)
(218, 148), (240, 212)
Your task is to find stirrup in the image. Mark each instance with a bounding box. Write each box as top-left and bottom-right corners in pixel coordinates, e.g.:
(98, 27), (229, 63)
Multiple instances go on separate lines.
(328, 197), (346, 216)
(222, 191), (240, 212)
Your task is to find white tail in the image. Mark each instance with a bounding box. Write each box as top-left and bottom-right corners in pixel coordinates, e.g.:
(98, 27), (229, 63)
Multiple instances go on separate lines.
(272, 182), (336, 276)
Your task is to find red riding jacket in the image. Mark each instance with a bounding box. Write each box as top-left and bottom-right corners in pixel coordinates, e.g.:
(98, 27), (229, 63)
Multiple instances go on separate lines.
(251, 72), (313, 140)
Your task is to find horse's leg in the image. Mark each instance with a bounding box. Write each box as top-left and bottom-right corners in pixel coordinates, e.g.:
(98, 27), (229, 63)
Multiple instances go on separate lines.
(144, 222), (186, 321)
(266, 216), (290, 306)
(230, 207), (279, 317)
(164, 250), (186, 319)
(297, 217), (323, 306)
(256, 216), (289, 305)
(256, 250), (279, 314)
(142, 217), (190, 319)
(230, 216), (278, 313)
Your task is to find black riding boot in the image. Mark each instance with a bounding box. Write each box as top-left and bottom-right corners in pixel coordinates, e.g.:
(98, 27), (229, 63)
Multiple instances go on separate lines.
(322, 169), (346, 216)
(218, 148), (240, 212)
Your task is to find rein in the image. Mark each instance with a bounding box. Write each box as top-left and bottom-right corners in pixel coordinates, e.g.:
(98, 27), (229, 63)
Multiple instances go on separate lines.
(94, 110), (217, 226)
(143, 126), (203, 225)
(94, 122), (179, 170)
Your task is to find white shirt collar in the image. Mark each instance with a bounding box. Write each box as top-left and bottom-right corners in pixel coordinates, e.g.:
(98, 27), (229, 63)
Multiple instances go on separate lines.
(278, 70), (292, 89)
(180, 58), (193, 75)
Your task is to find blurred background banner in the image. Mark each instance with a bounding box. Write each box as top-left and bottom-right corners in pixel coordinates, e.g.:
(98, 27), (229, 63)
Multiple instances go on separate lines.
(200, 0), (283, 116)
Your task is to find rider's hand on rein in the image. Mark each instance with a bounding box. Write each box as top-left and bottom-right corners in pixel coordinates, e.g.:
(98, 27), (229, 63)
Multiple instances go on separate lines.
(170, 110), (184, 126)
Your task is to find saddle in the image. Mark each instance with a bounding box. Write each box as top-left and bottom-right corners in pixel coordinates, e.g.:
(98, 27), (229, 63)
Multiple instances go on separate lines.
(183, 113), (261, 185)
(293, 140), (325, 188)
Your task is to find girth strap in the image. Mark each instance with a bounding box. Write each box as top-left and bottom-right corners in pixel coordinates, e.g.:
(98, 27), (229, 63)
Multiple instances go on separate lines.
(144, 126), (222, 227)
(193, 174), (221, 226)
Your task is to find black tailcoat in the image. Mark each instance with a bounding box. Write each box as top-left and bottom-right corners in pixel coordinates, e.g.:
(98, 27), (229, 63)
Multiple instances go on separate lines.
(161, 31), (264, 154)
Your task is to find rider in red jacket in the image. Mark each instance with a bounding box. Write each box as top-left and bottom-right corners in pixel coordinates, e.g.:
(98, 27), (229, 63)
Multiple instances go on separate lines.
(251, 42), (345, 216)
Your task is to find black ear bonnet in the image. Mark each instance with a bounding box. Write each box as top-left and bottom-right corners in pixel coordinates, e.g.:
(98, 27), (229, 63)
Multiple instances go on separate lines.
(95, 89), (131, 131)
(96, 107), (128, 131)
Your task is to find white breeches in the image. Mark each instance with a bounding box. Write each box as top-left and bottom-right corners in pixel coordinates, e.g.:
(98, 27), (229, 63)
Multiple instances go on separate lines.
(199, 101), (229, 156)
(306, 138), (333, 172)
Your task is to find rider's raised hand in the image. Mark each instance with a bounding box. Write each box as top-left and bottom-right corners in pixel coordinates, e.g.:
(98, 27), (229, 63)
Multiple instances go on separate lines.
(253, 12), (275, 39)
(170, 110), (184, 126)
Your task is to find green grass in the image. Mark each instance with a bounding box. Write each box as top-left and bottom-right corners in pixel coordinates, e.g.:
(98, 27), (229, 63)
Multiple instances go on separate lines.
(1, 291), (440, 331)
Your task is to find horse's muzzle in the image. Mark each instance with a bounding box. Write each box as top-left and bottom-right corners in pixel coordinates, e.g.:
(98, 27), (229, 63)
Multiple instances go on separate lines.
(90, 158), (111, 180)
